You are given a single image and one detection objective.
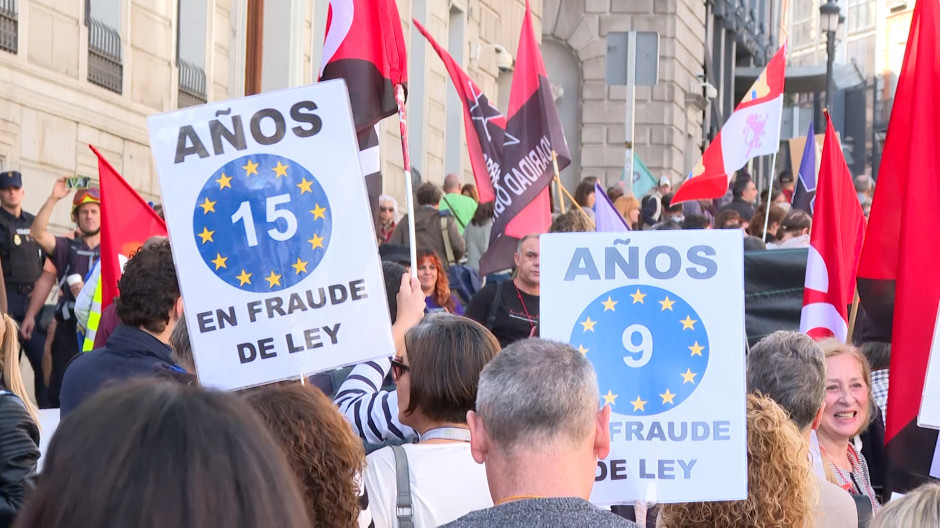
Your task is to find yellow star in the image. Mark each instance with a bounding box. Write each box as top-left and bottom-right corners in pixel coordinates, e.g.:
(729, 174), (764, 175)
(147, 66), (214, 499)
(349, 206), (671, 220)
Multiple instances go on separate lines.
(603, 390), (618, 406)
(242, 158), (259, 176)
(197, 227), (214, 244)
(211, 253), (228, 270)
(630, 288), (646, 304)
(296, 177), (314, 194)
(681, 368), (698, 384)
(689, 341), (705, 357)
(577, 344), (589, 355)
(630, 396), (647, 412)
(265, 270), (282, 288)
(580, 317), (597, 332)
(308, 233), (325, 249)
(310, 203), (327, 220)
(272, 161), (289, 178)
(601, 296), (618, 311)
(198, 197), (216, 214)
(680, 315), (697, 330)
(659, 296), (675, 311)
(660, 388), (676, 405)
(215, 173), (232, 190)
(291, 258), (309, 274)
(235, 269), (252, 286)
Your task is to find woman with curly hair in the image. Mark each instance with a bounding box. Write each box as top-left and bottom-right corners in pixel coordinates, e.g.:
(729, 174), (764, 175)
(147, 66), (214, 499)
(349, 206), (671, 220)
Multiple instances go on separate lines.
(243, 382), (366, 528)
(816, 340), (881, 514)
(657, 394), (816, 527)
(416, 249), (463, 315)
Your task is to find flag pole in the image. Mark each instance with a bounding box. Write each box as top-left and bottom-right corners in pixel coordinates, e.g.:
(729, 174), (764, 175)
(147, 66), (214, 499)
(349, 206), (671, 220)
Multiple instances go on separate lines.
(760, 152), (779, 243)
(846, 287), (861, 344)
(551, 150), (566, 214)
(556, 176), (595, 230)
(395, 84), (418, 277)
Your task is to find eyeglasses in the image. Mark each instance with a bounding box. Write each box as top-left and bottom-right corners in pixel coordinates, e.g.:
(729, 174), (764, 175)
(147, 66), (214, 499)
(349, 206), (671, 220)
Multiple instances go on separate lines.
(391, 356), (410, 381)
(380, 206), (395, 212)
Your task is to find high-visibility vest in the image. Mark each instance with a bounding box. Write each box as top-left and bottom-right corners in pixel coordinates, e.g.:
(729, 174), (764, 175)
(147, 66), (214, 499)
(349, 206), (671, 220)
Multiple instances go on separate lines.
(81, 279), (103, 352)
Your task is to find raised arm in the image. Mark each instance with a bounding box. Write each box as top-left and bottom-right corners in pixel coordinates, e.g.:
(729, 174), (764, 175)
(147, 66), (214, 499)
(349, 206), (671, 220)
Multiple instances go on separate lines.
(30, 177), (70, 255)
(334, 274), (425, 444)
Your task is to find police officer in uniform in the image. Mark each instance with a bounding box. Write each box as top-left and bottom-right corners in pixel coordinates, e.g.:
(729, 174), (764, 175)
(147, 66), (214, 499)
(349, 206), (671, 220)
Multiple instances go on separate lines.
(24, 177), (100, 407)
(0, 170), (49, 407)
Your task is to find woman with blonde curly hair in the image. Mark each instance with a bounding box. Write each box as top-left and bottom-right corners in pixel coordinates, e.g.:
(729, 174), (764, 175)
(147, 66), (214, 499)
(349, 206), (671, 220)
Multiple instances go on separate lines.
(657, 394), (816, 527)
(816, 340), (881, 513)
(416, 249), (463, 314)
(243, 382), (367, 528)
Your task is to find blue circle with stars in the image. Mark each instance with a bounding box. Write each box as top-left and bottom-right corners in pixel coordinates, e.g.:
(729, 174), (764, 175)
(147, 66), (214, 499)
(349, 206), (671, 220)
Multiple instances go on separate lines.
(192, 154), (332, 293)
(569, 285), (709, 417)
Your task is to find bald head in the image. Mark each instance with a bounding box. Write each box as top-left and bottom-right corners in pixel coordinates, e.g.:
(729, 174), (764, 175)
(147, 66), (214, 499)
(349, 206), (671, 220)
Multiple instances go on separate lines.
(443, 174), (461, 193)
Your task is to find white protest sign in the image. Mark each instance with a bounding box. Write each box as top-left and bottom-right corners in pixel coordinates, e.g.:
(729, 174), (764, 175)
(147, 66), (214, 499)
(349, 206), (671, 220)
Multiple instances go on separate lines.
(541, 230), (747, 504)
(918, 298), (940, 429)
(148, 80), (394, 390)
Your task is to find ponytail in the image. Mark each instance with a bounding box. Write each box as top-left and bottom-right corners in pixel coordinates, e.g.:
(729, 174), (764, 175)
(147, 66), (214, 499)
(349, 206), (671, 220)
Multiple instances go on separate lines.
(0, 314), (39, 425)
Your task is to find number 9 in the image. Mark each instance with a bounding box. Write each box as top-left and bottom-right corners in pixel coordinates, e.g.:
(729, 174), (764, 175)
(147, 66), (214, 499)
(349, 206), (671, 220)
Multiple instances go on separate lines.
(622, 324), (653, 368)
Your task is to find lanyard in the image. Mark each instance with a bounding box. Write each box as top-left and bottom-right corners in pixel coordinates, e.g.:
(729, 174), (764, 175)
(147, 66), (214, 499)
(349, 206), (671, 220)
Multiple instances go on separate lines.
(420, 427), (471, 443)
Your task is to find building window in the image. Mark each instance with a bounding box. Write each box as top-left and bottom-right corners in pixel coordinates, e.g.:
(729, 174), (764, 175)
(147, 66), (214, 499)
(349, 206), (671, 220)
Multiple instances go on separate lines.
(791, 0), (815, 49)
(847, 0), (876, 33)
(0, 0), (16, 54)
(178, 0), (208, 107)
(86, 0), (123, 94)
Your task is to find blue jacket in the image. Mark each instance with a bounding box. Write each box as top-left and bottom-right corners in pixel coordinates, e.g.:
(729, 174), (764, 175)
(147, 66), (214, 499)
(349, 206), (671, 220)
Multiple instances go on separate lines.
(59, 324), (176, 418)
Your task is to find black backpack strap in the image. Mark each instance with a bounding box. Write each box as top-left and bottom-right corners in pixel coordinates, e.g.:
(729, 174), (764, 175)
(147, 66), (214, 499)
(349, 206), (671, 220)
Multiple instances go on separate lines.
(440, 194), (466, 229)
(391, 445), (413, 528)
(485, 281), (505, 331)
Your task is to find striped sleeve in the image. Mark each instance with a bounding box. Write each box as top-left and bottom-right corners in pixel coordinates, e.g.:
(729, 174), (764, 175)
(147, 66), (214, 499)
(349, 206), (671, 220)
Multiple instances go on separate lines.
(335, 358), (416, 444)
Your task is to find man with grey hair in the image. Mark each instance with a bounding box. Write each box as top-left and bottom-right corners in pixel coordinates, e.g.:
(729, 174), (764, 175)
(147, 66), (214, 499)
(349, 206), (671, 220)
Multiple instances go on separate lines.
(443, 339), (637, 527)
(438, 173), (477, 234)
(747, 331), (858, 527)
(466, 234), (539, 347)
(855, 174), (874, 205)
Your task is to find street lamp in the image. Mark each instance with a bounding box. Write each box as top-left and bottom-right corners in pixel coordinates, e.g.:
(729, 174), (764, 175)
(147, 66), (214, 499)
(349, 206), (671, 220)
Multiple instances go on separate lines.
(819, 0), (841, 114)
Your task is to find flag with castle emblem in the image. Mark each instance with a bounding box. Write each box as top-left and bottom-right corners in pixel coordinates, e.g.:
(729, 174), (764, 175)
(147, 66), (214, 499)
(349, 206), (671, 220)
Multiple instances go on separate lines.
(673, 44), (786, 204)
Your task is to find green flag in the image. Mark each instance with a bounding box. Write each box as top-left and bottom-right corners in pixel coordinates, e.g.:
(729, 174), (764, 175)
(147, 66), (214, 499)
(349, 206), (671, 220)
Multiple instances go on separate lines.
(622, 154), (657, 197)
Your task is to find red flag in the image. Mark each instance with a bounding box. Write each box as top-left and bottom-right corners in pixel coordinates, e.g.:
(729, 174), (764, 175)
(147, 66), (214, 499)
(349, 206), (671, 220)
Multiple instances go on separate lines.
(673, 44), (786, 204)
(856, 0), (940, 493)
(413, 19), (501, 203)
(798, 112), (865, 341)
(91, 146), (167, 309)
(479, 0), (564, 275)
(318, 0), (407, 132)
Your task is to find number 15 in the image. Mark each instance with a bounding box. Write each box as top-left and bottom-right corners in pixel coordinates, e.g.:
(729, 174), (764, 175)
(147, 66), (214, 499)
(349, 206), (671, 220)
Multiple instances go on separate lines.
(231, 194), (298, 247)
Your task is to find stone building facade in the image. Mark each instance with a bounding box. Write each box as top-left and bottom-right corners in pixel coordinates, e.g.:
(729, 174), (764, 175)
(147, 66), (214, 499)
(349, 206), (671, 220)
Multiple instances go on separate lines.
(539, 0), (707, 191)
(0, 1), (716, 220)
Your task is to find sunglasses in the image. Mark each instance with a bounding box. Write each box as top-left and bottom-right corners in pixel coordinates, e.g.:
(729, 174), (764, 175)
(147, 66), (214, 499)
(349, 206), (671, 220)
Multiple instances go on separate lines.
(391, 356), (410, 381)
(379, 206), (395, 212)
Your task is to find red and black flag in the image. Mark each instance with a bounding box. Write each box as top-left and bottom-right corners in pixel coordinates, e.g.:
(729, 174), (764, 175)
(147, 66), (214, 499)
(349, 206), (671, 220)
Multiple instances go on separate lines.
(318, 0), (407, 193)
(480, 0), (569, 275)
(856, 0), (940, 494)
(412, 19), (504, 203)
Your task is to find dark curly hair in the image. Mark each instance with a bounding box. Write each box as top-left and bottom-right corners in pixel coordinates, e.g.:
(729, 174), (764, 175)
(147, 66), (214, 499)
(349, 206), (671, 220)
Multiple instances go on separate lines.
(415, 182), (443, 206)
(242, 383), (365, 528)
(116, 240), (180, 333)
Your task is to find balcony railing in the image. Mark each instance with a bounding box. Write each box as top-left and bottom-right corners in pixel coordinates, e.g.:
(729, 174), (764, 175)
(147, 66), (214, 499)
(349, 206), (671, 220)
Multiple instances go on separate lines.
(87, 17), (123, 94)
(0, 0), (16, 54)
(178, 58), (207, 108)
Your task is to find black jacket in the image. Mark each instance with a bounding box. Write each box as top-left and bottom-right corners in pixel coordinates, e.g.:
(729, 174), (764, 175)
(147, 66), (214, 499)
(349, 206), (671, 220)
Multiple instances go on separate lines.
(0, 390), (39, 528)
(59, 325), (176, 418)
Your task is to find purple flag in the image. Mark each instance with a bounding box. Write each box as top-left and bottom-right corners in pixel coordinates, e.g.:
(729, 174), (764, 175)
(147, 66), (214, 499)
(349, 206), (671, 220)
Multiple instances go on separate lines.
(792, 122), (817, 215)
(593, 182), (629, 232)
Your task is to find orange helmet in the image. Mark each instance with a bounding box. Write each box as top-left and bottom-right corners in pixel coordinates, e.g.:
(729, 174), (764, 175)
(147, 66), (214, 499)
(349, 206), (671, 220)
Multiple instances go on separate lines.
(72, 187), (101, 216)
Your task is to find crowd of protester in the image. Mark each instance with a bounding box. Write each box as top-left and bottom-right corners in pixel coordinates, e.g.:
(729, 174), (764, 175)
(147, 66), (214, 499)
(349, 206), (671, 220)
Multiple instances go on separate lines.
(0, 168), (935, 528)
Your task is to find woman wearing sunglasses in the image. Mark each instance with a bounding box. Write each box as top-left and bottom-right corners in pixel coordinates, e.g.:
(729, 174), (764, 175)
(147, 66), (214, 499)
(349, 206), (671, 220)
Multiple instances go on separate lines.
(375, 195), (399, 246)
(362, 313), (500, 528)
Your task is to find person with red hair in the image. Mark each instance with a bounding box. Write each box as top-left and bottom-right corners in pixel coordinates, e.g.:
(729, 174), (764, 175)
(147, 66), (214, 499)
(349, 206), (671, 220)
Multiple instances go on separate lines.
(416, 249), (463, 315)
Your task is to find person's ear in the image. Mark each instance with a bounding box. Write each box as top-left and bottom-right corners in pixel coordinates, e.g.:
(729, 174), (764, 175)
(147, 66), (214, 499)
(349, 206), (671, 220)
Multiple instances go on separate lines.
(811, 402), (825, 430)
(467, 410), (488, 465)
(173, 296), (184, 321)
(594, 405), (612, 460)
